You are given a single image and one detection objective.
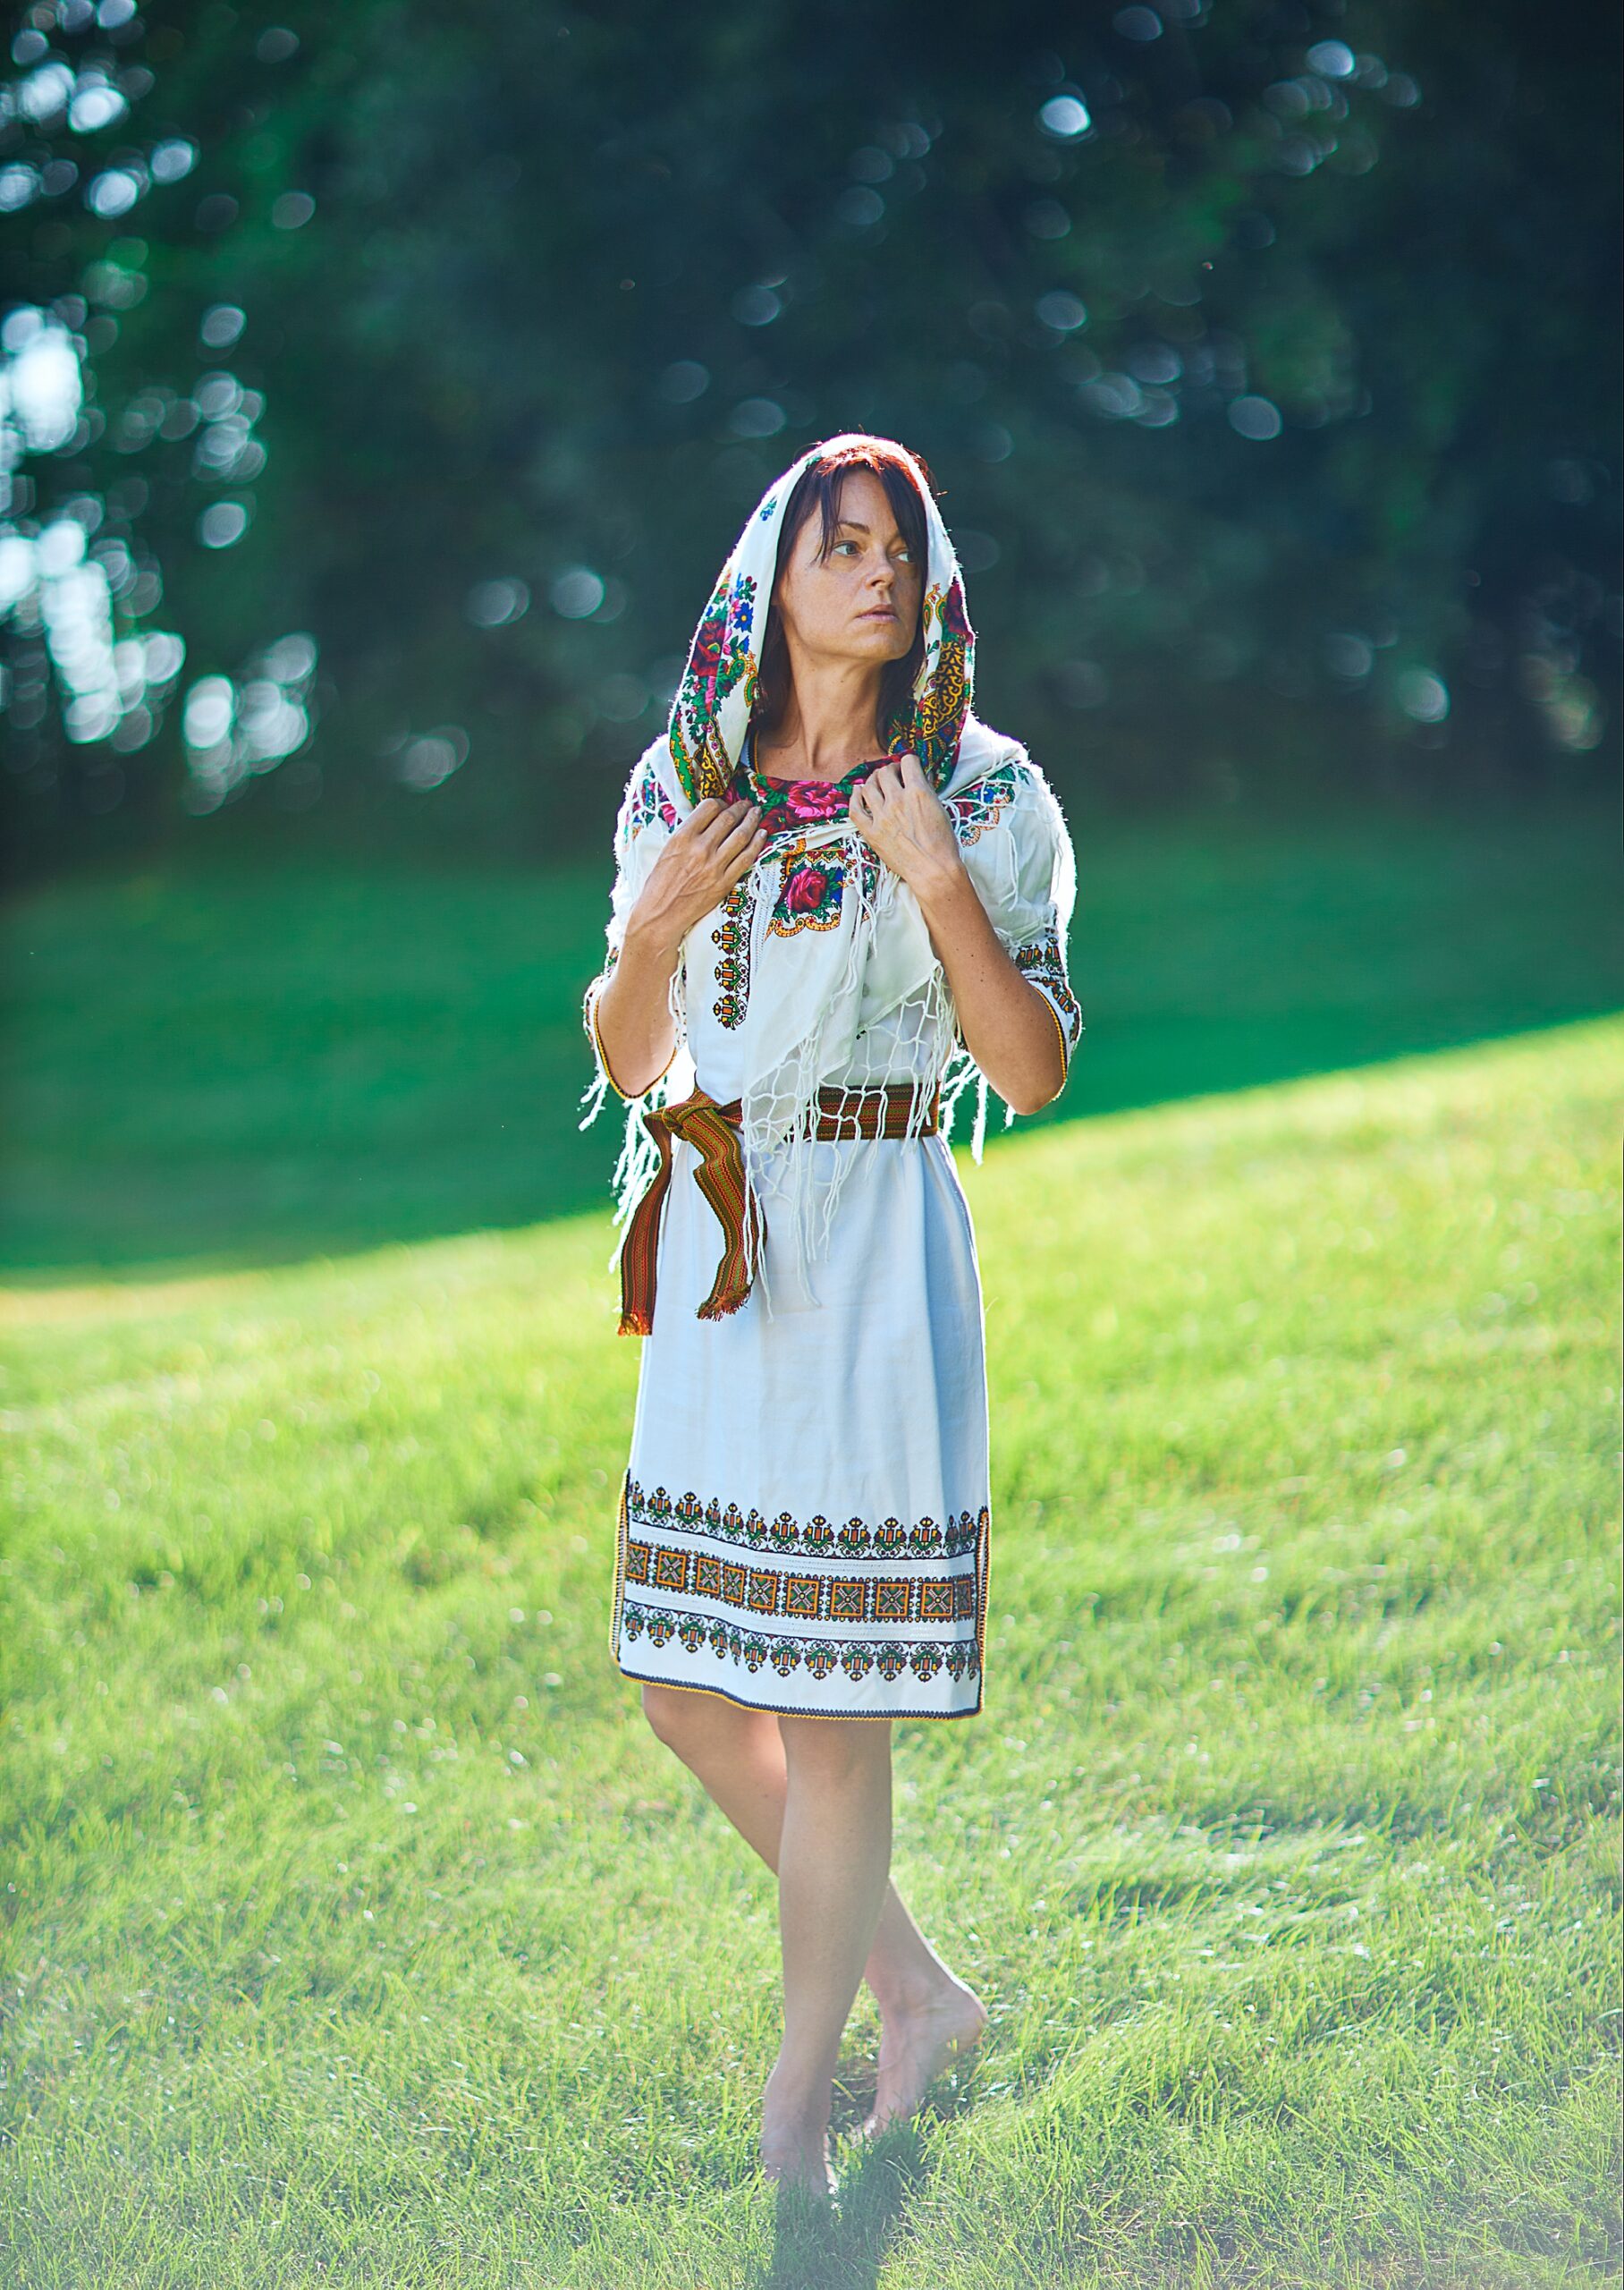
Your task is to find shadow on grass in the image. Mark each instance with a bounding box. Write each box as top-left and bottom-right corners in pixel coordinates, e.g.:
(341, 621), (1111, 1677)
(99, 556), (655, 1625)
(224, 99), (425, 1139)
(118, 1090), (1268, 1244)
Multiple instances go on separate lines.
(758, 2127), (932, 2290)
(751, 2048), (983, 2288)
(4, 785), (1620, 1282)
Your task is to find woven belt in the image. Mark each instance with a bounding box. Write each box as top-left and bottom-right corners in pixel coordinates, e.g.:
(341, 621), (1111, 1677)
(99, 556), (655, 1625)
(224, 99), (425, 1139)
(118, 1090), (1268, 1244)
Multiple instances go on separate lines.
(618, 1083), (939, 1336)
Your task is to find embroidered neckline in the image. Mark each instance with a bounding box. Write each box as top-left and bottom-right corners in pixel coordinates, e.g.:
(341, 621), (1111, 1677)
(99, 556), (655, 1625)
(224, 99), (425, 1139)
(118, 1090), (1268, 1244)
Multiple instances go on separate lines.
(754, 757), (885, 786)
(733, 732), (887, 832)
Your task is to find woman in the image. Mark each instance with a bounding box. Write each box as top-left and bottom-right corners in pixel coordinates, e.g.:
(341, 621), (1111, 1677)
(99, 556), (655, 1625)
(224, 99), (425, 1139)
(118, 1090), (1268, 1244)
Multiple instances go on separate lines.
(582, 434), (1082, 2200)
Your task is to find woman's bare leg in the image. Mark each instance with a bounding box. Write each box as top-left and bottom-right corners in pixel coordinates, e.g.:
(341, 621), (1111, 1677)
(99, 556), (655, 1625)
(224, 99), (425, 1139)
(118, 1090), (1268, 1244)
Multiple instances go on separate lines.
(640, 1684), (987, 2141)
(756, 1713), (893, 2188)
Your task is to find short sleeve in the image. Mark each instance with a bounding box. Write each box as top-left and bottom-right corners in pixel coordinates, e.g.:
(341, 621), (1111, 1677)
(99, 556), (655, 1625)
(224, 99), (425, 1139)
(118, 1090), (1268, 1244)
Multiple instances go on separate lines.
(582, 747), (684, 1100)
(950, 757), (1084, 1073)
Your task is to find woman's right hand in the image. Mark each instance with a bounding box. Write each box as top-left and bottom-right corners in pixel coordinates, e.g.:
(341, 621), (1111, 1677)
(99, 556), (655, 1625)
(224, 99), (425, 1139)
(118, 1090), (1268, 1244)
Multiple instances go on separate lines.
(629, 796), (767, 956)
(594, 797), (767, 1098)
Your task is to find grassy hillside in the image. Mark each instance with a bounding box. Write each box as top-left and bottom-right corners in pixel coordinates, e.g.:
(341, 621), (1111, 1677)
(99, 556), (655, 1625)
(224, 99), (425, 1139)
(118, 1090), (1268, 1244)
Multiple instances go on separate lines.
(1, 1014), (1619, 2286)
(4, 786), (1620, 1276)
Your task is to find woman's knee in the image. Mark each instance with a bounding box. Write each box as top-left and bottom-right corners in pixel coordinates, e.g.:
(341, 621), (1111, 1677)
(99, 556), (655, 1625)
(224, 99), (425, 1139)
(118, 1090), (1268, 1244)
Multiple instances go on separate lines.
(778, 1713), (892, 1784)
(640, 1680), (742, 1757)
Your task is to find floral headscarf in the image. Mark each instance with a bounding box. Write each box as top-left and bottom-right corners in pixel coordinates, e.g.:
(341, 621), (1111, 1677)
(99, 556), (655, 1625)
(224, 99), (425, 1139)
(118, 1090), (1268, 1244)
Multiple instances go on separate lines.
(667, 433), (975, 808)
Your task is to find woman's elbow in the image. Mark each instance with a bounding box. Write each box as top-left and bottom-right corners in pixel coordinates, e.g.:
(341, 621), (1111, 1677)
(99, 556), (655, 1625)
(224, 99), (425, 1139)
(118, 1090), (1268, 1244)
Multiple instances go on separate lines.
(1004, 1064), (1067, 1118)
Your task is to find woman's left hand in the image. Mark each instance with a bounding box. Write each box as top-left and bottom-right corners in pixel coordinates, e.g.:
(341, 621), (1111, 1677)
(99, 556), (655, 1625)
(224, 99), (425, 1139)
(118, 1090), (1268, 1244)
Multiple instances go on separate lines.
(853, 751), (1066, 1115)
(848, 752), (963, 897)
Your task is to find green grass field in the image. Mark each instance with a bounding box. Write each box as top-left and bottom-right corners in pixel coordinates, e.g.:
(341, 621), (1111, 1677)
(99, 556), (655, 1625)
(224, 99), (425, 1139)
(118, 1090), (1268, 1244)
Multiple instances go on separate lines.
(4, 787), (1620, 1276)
(3, 1010), (1619, 2287)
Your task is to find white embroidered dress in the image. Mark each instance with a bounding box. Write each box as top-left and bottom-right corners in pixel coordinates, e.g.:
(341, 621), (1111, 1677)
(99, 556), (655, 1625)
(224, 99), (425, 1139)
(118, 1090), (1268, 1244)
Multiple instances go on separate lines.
(584, 719), (1082, 1721)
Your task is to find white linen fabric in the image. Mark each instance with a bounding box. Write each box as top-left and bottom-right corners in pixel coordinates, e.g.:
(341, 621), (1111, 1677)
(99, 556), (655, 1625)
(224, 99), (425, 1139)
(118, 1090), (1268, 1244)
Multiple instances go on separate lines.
(580, 437), (1082, 1719)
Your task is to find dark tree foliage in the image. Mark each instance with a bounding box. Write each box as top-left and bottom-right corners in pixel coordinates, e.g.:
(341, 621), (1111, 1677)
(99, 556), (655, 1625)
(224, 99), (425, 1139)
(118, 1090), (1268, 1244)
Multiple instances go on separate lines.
(1, 0), (1617, 878)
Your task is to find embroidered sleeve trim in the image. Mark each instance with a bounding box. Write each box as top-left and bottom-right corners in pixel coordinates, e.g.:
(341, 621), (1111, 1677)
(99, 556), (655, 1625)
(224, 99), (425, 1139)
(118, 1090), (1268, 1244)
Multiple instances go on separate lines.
(1011, 928), (1083, 1064)
(1036, 988), (1070, 1072)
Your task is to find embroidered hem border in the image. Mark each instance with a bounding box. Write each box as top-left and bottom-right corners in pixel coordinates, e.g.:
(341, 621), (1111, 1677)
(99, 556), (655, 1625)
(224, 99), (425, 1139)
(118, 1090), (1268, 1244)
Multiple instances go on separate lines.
(627, 1476), (985, 1561)
(608, 1472), (991, 1722)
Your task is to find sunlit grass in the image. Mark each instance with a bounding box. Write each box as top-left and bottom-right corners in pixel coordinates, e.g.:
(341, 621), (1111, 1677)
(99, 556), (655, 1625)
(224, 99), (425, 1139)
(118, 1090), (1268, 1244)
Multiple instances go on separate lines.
(2, 1013), (1619, 2286)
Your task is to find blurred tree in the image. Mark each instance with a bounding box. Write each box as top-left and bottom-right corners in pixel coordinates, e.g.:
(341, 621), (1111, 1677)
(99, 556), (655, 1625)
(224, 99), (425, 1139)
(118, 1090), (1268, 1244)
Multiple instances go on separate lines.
(1, 0), (1617, 878)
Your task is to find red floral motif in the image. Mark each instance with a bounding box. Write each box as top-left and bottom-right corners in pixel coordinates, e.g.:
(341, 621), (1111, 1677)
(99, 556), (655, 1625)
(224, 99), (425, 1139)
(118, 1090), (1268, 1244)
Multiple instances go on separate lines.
(690, 606), (725, 677)
(749, 757), (884, 830)
(781, 779), (848, 822)
(784, 864), (830, 913)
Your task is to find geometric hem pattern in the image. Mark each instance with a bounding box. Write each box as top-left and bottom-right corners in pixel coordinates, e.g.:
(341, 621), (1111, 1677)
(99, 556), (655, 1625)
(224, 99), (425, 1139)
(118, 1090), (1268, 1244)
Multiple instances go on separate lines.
(627, 1477), (985, 1561)
(610, 1473), (992, 1722)
(620, 1599), (982, 1686)
(622, 1535), (980, 1625)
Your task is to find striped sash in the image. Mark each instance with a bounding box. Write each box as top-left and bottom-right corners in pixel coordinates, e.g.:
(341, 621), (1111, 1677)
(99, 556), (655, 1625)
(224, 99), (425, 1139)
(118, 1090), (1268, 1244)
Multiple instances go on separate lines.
(618, 1083), (938, 1336)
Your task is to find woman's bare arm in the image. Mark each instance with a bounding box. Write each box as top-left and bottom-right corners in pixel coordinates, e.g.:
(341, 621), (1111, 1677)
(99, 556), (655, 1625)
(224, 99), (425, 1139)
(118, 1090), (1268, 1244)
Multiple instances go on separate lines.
(849, 753), (1067, 1116)
(592, 796), (767, 1098)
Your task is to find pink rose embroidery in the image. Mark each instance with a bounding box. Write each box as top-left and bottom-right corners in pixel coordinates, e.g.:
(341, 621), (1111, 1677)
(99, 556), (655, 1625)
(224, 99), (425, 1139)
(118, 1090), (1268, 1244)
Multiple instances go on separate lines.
(784, 865), (831, 914)
(784, 779), (846, 822)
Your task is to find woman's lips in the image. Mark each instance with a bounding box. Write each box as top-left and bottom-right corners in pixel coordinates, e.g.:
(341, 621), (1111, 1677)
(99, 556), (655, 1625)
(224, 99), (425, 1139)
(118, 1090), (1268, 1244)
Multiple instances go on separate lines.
(858, 605), (897, 620)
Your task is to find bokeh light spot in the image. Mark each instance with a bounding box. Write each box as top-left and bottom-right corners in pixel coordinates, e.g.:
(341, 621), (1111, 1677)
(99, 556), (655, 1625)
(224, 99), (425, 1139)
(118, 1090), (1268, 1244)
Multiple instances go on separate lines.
(550, 566), (605, 620)
(834, 186), (884, 228)
(657, 360), (709, 404)
(1038, 95), (1091, 138)
(149, 140), (198, 183)
(1307, 40), (1357, 78)
(1036, 290), (1087, 333)
(728, 397), (786, 439)
(200, 303), (246, 349)
(466, 577), (530, 629)
(184, 675), (235, 750)
(732, 284), (782, 327)
(1228, 394), (1283, 440)
(87, 169), (144, 218)
(1324, 632), (1374, 680)
(1024, 199), (1071, 241)
(1396, 668), (1450, 722)
(199, 500), (251, 549)
(391, 727), (469, 791)
(69, 83), (129, 134)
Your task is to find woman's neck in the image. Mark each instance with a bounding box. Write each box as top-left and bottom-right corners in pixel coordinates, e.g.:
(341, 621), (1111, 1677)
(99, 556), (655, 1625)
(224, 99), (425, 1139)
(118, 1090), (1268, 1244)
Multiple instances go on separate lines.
(754, 657), (886, 781)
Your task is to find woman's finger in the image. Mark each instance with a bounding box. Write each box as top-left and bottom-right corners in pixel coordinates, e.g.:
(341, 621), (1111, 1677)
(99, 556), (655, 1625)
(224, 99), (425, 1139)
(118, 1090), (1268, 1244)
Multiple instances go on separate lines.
(694, 798), (752, 847)
(715, 803), (762, 859)
(723, 826), (770, 883)
(897, 751), (926, 785)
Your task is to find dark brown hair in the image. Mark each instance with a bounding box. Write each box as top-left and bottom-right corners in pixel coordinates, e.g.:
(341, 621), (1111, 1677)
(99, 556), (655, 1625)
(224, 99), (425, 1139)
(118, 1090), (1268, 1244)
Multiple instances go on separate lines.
(750, 441), (935, 750)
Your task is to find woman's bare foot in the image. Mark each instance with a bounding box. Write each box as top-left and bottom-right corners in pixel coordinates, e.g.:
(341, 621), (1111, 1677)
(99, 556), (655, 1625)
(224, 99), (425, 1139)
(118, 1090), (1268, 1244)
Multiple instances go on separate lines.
(861, 1979), (987, 2137)
(760, 2130), (838, 2201)
(761, 2073), (839, 2201)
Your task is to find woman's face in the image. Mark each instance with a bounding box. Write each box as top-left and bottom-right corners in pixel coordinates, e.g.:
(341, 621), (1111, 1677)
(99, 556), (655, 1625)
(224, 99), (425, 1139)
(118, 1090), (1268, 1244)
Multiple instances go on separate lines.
(771, 467), (924, 672)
